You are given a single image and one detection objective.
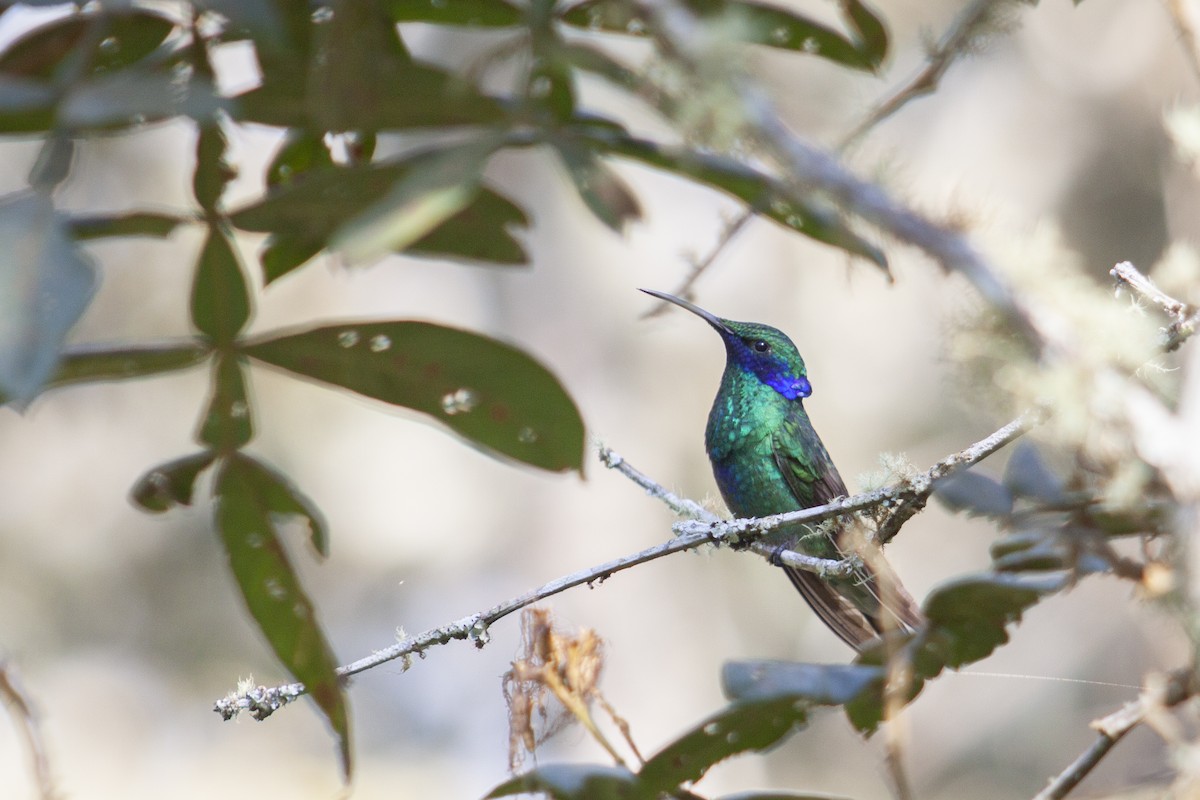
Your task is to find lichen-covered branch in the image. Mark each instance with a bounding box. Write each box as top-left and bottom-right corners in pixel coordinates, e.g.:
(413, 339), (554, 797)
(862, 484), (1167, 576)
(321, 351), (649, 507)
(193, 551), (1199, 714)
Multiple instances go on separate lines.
(1111, 260), (1200, 351)
(218, 419), (1025, 720)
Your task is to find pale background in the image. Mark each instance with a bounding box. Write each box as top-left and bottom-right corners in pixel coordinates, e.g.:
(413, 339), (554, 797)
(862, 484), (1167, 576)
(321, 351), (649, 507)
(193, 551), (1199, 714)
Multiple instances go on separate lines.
(0, 0), (1194, 797)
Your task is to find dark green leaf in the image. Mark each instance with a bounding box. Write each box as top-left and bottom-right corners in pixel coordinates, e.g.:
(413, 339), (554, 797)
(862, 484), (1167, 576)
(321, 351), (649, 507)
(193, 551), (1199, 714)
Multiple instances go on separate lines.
(932, 470), (1013, 517)
(638, 695), (810, 795)
(197, 354), (253, 451)
(554, 137), (642, 233)
(214, 453), (350, 778)
(386, 0), (523, 26)
(486, 764), (639, 799)
(66, 211), (187, 239)
(194, 124), (234, 212)
(921, 572), (1067, 667)
(0, 10), (175, 80)
(260, 235), (324, 284)
(130, 451), (216, 513)
(721, 660), (883, 706)
(330, 138), (499, 263)
(0, 192), (96, 403)
(190, 225), (252, 343)
(560, 0), (881, 70)
(243, 322), (584, 472)
(239, 58), (504, 129)
(267, 129), (335, 189)
(231, 157), (529, 282)
(1002, 441), (1067, 505)
(579, 130), (887, 271)
(528, 56), (576, 124)
(989, 528), (1048, 560)
(842, 0), (888, 68)
(31, 344), (209, 399)
(847, 571), (1067, 732)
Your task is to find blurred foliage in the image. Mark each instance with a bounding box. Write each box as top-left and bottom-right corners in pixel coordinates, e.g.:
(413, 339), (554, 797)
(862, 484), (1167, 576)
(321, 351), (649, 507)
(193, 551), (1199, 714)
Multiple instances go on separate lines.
(0, 0), (1165, 795)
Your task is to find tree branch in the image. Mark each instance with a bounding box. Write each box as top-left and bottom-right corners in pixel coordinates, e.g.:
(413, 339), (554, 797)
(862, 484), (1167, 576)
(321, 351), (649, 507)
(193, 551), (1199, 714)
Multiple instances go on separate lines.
(1032, 667), (1196, 800)
(1111, 260), (1200, 351)
(841, 0), (1006, 149)
(0, 658), (55, 800)
(643, 1), (1042, 349)
(216, 417), (1029, 720)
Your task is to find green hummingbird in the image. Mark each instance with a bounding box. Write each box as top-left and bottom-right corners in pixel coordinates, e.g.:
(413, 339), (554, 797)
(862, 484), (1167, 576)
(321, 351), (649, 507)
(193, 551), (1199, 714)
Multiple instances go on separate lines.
(642, 288), (922, 651)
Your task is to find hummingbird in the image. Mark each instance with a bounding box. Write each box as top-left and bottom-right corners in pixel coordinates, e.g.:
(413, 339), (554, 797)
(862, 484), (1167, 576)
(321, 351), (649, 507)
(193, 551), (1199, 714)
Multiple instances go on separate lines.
(642, 288), (922, 651)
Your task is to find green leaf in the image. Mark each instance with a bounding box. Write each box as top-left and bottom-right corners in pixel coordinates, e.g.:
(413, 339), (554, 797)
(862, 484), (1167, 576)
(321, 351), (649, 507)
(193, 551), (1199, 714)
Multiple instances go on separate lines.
(194, 123), (234, 212)
(25, 343), (209, 399)
(330, 138), (499, 263)
(386, 0), (524, 26)
(266, 129), (335, 189)
(214, 453), (351, 778)
(579, 130), (887, 271)
(554, 137), (642, 233)
(932, 470), (1014, 517)
(231, 157), (530, 282)
(847, 571), (1068, 732)
(0, 10), (176, 80)
(921, 573), (1068, 667)
(638, 695), (811, 795)
(1002, 441), (1067, 505)
(197, 354), (253, 451)
(0, 191), (97, 403)
(243, 322), (585, 472)
(66, 211), (187, 239)
(721, 660), (884, 706)
(130, 451), (217, 513)
(842, 0), (888, 68)
(190, 225), (252, 343)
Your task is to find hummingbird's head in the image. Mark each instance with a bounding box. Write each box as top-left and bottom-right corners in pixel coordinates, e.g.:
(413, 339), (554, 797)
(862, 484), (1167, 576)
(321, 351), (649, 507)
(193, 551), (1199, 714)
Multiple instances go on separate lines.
(640, 289), (812, 401)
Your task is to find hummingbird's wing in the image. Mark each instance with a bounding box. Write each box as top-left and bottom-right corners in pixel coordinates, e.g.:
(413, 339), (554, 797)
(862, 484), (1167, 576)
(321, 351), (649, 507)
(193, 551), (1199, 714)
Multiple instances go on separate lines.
(771, 418), (923, 651)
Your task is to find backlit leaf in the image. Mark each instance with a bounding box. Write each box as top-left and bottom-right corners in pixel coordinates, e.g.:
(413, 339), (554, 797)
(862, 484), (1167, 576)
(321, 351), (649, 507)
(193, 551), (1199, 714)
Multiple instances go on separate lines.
(0, 192), (96, 403)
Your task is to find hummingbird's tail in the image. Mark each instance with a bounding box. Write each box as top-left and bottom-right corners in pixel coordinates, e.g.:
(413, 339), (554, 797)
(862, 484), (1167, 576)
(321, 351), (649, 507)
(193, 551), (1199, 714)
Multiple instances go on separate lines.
(783, 559), (924, 652)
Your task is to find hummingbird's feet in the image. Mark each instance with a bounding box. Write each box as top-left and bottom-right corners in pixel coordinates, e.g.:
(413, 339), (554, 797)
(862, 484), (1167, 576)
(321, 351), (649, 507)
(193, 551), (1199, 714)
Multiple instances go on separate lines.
(768, 545), (787, 566)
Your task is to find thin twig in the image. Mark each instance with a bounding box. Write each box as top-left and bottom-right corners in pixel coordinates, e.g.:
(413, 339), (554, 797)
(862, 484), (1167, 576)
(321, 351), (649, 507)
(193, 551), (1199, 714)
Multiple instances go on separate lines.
(1111, 260), (1200, 351)
(841, 0), (1003, 149)
(644, 2), (1042, 350)
(1032, 667), (1195, 800)
(874, 412), (1033, 543)
(0, 659), (55, 800)
(217, 417), (1030, 719)
(642, 209), (754, 319)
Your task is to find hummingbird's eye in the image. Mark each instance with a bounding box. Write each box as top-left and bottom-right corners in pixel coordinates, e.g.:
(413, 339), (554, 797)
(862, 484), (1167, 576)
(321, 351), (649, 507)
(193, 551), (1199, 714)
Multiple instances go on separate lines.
(752, 339), (770, 353)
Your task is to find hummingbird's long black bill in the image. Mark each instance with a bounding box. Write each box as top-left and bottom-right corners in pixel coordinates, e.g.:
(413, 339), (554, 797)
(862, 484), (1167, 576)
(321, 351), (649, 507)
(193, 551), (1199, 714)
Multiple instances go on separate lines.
(639, 288), (733, 335)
